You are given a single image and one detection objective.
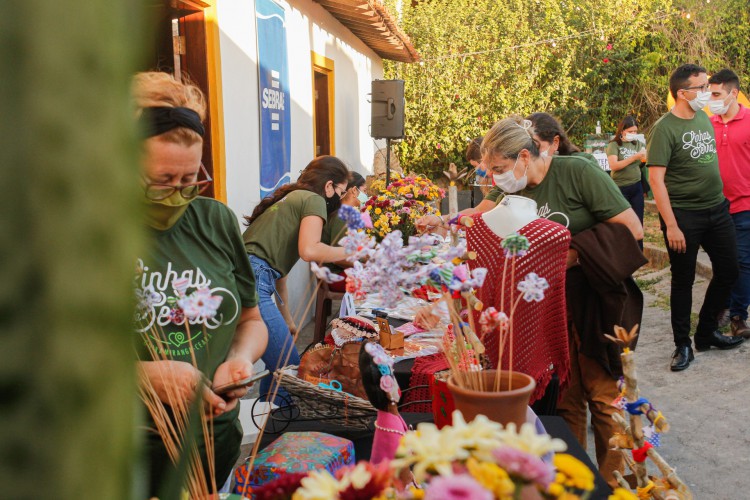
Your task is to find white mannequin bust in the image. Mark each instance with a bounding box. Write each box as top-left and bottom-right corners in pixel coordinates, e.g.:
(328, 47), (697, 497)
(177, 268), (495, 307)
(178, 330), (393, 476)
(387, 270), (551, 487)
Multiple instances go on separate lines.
(481, 195), (539, 237)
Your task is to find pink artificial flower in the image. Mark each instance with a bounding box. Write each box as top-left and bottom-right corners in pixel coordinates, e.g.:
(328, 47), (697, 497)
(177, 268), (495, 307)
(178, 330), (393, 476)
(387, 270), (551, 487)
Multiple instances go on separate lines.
(606, 43), (613, 50)
(360, 210), (373, 229)
(603, 58), (610, 63)
(436, 143), (442, 149)
(380, 375), (395, 392)
(424, 474), (492, 500)
(492, 447), (555, 488)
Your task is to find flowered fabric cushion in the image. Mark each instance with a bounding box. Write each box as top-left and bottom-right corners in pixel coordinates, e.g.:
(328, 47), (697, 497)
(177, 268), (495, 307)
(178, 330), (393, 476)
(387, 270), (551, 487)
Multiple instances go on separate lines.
(232, 432), (355, 494)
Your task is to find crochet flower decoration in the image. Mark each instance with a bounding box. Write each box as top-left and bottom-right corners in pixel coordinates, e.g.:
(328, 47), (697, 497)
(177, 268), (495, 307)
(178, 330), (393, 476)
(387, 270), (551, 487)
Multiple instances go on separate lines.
(365, 341), (400, 404)
(517, 273), (549, 303)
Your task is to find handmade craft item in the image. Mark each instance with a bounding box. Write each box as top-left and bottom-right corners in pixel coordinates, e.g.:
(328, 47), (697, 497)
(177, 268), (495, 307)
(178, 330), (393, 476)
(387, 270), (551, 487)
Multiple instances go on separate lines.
(605, 325), (692, 499)
(359, 341), (408, 464)
(232, 432), (354, 494)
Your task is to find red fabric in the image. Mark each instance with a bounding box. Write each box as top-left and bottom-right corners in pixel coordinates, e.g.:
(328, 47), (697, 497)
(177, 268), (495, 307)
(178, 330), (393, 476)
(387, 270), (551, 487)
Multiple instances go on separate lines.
(467, 216), (571, 402)
(401, 353), (449, 413)
(711, 104), (750, 214)
(329, 275), (347, 293)
(431, 373), (455, 429)
(632, 442), (653, 463)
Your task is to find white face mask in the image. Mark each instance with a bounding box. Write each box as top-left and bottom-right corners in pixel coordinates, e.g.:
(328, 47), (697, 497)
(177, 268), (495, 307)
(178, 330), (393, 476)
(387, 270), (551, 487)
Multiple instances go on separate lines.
(686, 90), (711, 111)
(492, 157), (529, 194)
(539, 146), (550, 159)
(357, 191), (369, 204)
(623, 133), (638, 142)
(708, 95), (733, 115)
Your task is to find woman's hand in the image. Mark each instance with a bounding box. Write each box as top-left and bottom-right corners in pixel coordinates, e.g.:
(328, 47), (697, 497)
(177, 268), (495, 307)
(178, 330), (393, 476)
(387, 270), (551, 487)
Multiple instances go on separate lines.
(140, 360), (226, 414)
(416, 214), (447, 236)
(211, 358), (256, 415)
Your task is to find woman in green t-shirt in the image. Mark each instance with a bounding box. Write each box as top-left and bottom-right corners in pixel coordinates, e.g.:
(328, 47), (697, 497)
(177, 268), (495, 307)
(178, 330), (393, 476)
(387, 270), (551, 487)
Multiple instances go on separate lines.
(134, 72), (269, 495)
(606, 115), (647, 225)
(482, 115), (643, 486)
(322, 171), (368, 291)
(242, 156), (351, 403)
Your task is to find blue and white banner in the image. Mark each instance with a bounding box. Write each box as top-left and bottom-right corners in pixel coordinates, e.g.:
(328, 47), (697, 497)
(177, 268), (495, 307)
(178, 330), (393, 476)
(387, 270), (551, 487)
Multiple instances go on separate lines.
(256, 0), (291, 198)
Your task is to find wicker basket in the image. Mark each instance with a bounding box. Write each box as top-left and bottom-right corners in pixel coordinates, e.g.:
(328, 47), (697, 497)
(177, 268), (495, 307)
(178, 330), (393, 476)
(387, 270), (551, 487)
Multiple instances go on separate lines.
(275, 365), (376, 429)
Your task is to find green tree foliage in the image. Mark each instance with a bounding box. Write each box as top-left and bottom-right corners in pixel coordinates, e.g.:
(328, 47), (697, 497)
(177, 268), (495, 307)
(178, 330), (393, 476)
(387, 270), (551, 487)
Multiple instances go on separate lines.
(0, 0), (146, 498)
(385, 0), (748, 178)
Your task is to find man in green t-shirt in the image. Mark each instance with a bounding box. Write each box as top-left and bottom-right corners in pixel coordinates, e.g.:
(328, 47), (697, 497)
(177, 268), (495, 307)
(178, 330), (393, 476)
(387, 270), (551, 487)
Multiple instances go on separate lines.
(647, 63), (743, 371)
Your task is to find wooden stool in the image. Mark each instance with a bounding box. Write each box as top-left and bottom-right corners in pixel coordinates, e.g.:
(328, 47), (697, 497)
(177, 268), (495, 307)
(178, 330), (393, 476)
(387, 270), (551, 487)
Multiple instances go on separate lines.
(313, 279), (345, 343)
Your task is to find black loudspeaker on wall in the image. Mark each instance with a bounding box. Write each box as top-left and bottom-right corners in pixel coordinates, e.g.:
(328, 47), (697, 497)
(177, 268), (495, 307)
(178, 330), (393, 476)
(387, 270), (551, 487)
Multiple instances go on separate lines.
(370, 79), (405, 139)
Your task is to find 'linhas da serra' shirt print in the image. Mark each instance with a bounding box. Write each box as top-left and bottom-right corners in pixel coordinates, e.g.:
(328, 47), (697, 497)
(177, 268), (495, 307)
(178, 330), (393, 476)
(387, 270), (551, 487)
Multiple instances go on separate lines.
(133, 198), (258, 370)
(647, 110), (725, 210)
(135, 259), (239, 358)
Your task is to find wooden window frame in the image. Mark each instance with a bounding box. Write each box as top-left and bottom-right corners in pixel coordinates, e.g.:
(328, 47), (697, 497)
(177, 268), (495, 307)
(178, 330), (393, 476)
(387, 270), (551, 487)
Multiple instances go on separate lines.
(311, 52), (335, 157)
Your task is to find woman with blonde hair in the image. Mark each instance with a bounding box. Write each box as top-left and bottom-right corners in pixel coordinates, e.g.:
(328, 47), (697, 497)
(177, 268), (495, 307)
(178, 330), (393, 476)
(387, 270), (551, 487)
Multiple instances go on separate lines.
(481, 115), (643, 488)
(133, 71), (268, 495)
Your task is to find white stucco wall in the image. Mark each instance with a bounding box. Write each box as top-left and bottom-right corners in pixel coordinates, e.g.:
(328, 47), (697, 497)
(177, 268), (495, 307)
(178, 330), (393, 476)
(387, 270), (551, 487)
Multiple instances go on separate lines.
(216, 0), (386, 326)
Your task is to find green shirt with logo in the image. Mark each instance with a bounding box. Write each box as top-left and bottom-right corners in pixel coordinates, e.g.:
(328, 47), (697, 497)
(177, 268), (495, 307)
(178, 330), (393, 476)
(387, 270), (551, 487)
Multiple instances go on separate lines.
(484, 152), (601, 204)
(512, 155), (630, 235)
(646, 110), (724, 210)
(243, 189), (328, 276)
(606, 140), (643, 187)
(134, 197), (259, 482)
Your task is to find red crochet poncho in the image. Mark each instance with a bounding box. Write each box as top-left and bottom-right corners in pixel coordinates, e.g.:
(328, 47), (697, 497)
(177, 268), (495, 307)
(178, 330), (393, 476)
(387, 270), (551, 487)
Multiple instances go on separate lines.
(467, 216), (571, 402)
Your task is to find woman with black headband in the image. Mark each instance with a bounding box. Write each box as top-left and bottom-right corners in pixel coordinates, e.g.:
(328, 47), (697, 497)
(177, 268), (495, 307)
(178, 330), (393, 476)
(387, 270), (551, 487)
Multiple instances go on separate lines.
(242, 155), (351, 405)
(132, 71), (268, 495)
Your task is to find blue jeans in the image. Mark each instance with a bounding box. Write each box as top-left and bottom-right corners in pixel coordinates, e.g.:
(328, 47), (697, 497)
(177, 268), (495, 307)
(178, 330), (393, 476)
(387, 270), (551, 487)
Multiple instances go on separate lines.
(248, 255), (300, 404)
(730, 210), (750, 320)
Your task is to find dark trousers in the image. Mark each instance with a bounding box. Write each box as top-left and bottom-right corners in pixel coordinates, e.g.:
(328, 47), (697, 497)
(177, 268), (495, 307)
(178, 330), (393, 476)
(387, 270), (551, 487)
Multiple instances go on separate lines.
(619, 181), (644, 225)
(730, 210), (750, 320)
(660, 200), (738, 347)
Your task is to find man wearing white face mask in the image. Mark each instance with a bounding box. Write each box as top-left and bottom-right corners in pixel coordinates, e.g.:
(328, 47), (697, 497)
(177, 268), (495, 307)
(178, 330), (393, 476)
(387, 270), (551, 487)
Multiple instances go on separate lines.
(647, 63), (743, 372)
(708, 69), (750, 339)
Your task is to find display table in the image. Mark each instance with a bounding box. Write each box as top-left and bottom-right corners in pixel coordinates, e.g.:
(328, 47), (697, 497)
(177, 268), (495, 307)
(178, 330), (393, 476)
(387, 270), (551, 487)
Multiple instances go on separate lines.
(254, 413), (612, 499)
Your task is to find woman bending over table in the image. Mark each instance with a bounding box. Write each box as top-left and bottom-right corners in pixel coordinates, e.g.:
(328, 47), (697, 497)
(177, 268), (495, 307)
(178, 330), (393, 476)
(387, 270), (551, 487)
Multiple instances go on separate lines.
(242, 156), (350, 403)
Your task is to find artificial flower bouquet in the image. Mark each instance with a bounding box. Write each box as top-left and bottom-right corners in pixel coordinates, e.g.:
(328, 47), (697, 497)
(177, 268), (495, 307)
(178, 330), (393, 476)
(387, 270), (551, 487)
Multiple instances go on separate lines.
(248, 410), (614, 500)
(364, 173), (445, 240)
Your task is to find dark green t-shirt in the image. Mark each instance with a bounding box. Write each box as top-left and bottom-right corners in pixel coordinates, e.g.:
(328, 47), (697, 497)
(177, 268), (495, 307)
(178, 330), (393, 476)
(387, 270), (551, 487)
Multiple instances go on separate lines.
(321, 210), (347, 275)
(517, 155), (630, 235)
(646, 110), (724, 209)
(135, 197), (258, 476)
(484, 152), (601, 203)
(606, 141), (642, 187)
(243, 190), (328, 276)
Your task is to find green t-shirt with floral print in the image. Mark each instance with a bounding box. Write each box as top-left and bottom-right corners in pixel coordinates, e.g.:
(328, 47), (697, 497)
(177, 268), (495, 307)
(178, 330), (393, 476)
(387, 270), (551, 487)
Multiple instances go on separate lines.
(646, 110), (724, 210)
(134, 197), (258, 485)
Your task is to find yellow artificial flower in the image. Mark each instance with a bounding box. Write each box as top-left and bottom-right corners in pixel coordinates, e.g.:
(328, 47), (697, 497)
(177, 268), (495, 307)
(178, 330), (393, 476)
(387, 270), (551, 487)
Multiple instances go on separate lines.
(292, 469), (341, 500)
(609, 488), (638, 500)
(553, 453), (595, 492)
(374, 207), (382, 215)
(466, 458), (514, 498)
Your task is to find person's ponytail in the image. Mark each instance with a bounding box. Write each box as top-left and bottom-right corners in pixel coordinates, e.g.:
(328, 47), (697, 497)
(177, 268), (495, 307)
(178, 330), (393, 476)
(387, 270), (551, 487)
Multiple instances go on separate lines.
(244, 155), (349, 226)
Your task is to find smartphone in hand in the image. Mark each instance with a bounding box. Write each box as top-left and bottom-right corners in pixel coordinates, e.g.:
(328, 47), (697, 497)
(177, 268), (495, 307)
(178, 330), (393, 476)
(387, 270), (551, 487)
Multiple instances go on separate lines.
(213, 369), (270, 397)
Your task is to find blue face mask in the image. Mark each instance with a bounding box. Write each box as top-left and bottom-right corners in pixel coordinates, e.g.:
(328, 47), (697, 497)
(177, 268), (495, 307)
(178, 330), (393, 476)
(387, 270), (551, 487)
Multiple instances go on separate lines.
(357, 190), (369, 204)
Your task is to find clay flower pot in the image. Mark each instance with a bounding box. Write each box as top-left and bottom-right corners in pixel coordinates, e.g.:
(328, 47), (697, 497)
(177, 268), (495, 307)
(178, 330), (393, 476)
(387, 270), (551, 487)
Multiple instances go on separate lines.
(446, 370), (535, 428)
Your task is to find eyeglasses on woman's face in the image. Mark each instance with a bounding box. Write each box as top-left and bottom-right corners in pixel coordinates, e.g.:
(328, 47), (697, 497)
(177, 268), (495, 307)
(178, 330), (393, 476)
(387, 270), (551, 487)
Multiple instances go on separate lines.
(143, 163), (212, 201)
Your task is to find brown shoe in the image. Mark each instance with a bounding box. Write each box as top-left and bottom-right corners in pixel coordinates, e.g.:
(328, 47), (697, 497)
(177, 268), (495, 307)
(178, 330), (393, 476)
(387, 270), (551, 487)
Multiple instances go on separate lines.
(730, 316), (750, 338)
(718, 309), (731, 328)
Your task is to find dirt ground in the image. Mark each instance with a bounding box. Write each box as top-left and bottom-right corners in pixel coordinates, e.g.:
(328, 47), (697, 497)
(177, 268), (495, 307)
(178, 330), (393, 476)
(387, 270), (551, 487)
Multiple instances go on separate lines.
(609, 264), (750, 498)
